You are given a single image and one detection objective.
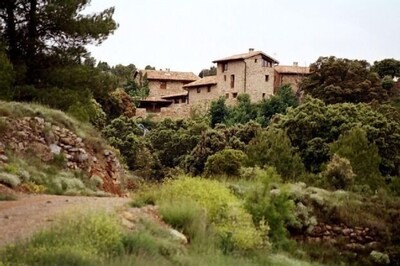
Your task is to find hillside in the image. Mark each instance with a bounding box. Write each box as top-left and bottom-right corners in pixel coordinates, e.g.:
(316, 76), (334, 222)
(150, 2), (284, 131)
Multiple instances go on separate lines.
(0, 101), (126, 196)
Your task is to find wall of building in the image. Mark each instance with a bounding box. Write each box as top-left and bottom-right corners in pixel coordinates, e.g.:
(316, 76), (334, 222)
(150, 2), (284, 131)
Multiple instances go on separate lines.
(244, 55), (275, 102)
(187, 84), (219, 106)
(274, 73), (303, 93)
(216, 60), (246, 102)
(216, 55), (275, 103)
(147, 80), (189, 99)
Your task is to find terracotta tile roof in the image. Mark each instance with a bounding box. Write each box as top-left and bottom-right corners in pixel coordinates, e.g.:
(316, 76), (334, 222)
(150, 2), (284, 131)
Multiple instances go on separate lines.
(213, 51), (279, 64)
(183, 76), (217, 89)
(161, 92), (188, 99)
(274, 65), (311, 74)
(138, 70), (199, 82)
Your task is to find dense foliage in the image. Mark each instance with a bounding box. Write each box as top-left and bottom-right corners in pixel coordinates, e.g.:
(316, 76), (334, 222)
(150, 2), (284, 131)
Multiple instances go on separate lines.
(300, 56), (389, 104)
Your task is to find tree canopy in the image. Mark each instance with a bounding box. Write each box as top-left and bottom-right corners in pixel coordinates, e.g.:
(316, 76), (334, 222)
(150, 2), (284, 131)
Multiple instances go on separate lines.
(300, 56), (389, 104)
(372, 59), (400, 78)
(0, 0), (117, 84)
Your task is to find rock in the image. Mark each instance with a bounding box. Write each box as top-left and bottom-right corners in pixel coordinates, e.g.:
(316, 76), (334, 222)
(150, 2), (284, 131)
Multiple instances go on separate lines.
(345, 243), (365, 251)
(365, 241), (380, 250)
(60, 137), (75, 146)
(77, 153), (89, 163)
(104, 150), (112, 157)
(169, 228), (188, 245)
(342, 228), (352, 236)
(122, 211), (136, 222)
(333, 226), (342, 233)
(49, 144), (62, 155)
(76, 137), (82, 143)
(121, 218), (135, 230)
(0, 154), (9, 162)
(325, 225), (332, 230)
(34, 117), (45, 125)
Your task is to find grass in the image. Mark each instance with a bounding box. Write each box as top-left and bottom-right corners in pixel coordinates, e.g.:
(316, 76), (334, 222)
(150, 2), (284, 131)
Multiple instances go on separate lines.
(0, 193), (16, 201)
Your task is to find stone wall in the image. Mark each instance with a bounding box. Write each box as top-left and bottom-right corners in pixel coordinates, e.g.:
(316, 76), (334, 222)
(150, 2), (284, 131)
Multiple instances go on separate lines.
(0, 117), (124, 195)
(215, 55), (275, 103)
(295, 222), (381, 253)
(187, 84), (219, 106)
(274, 73), (303, 93)
(148, 80), (189, 99)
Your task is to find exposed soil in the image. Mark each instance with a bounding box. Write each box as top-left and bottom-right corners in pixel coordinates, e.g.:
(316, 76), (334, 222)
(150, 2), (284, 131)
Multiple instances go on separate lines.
(0, 193), (130, 247)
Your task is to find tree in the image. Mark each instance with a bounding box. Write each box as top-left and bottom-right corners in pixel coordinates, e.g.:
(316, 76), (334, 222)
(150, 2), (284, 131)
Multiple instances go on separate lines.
(330, 127), (384, 191)
(225, 94), (258, 126)
(372, 59), (400, 78)
(275, 97), (400, 176)
(144, 65), (155, 70)
(0, 0), (117, 84)
(199, 66), (217, 78)
(0, 44), (14, 100)
(209, 96), (229, 127)
(246, 127), (304, 181)
(300, 56), (388, 104)
(257, 85), (298, 126)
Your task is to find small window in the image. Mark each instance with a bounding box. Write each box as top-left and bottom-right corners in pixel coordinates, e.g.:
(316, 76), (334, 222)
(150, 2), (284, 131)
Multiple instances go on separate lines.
(265, 75), (269, 82)
(225, 93), (229, 99)
(160, 82), (167, 89)
(174, 98), (179, 104)
(254, 59), (258, 63)
(223, 63), (228, 72)
(232, 92), (238, 98)
(262, 59), (272, 68)
(230, 74), (235, 88)
(197, 87), (201, 93)
(224, 75), (227, 81)
(182, 98), (186, 104)
(207, 86), (211, 93)
(262, 93), (266, 99)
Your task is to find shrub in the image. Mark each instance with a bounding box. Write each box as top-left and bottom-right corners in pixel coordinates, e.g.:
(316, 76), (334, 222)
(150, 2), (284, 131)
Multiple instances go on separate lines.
(330, 127), (384, 191)
(245, 168), (297, 250)
(157, 176), (269, 252)
(0, 173), (21, 188)
(159, 200), (208, 245)
(204, 149), (246, 177)
(370, 251), (390, 265)
(321, 154), (355, 190)
(0, 194), (16, 201)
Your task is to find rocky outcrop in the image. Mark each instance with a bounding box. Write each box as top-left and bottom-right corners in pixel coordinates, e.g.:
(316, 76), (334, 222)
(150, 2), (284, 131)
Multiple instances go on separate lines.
(0, 116), (124, 195)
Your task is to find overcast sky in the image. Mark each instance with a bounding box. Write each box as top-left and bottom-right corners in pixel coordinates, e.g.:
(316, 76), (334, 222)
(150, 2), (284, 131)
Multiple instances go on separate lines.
(85, 0), (400, 74)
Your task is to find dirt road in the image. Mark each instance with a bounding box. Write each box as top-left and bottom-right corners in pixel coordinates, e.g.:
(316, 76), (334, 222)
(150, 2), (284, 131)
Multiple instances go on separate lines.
(0, 194), (130, 247)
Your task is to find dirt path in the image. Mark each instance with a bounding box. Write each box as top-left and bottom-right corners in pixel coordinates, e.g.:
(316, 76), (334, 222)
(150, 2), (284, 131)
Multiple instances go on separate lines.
(0, 194), (130, 247)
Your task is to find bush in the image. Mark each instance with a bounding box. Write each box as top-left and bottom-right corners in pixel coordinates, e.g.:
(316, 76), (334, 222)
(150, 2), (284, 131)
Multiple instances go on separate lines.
(159, 200), (208, 244)
(321, 154), (355, 190)
(331, 127), (384, 191)
(0, 173), (21, 188)
(204, 149), (246, 177)
(157, 176), (269, 252)
(245, 168), (297, 250)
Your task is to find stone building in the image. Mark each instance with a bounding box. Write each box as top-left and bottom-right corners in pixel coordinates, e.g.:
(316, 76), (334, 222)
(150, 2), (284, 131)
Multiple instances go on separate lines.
(212, 48), (279, 102)
(133, 69), (198, 113)
(183, 76), (218, 106)
(274, 64), (311, 94)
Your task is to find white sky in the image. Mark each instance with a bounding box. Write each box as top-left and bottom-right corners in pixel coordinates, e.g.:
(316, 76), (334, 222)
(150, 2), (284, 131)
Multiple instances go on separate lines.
(85, 0), (400, 74)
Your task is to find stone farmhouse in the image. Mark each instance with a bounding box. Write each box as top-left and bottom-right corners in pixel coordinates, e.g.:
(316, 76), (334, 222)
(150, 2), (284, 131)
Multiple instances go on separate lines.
(133, 49), (310, 118)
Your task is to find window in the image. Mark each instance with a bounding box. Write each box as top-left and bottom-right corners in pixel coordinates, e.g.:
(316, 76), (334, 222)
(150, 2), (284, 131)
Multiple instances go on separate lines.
(160, 81), (167, 89)
(232, 92), (238, 98)
(174, 98), (179, 104)
(254, 59), (258, 63)
(197, 87), (201, 93)
(222, 63), (228, 72)
(262, 93), (266, 99)
(230, 74), (235, 88)
(265, 75), (269, 82)
(262, 59), (272, 67)
(224, 75), (227, 81)
(207, 86), (211, 93)
(182, 98), (187, 104)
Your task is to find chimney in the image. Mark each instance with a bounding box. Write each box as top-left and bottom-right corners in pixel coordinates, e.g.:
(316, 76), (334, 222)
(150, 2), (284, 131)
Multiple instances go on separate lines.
(166, 68), (170, 72)
(293, 62), (298, 67)
(249, 48), (254, 52)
